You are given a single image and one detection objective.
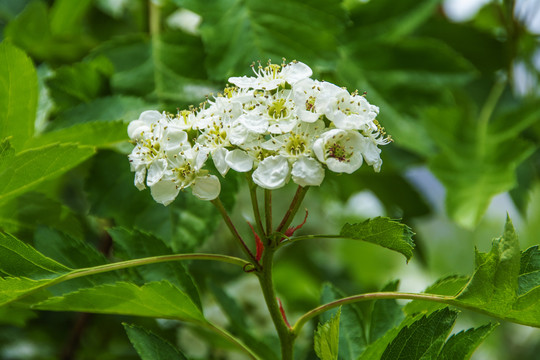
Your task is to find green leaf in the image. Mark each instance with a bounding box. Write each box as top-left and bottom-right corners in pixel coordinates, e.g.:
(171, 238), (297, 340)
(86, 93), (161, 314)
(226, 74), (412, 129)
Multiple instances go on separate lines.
(50, 95), (157, 130)
(185, 0), (347, 80)
(437, 323), (498, 360)
(207, 280), (279, 360)
(454, 217), (540, 327)
(0, 232), (70, 278)
(457, 217), (520, 312)
(357, 313), (423, 360)
(427, 97), (535, 228)
(108, 228), (201, 310)
(369, 281), (404, 343)
(25, 121), (128, 149)
(86, 151), (224, 251)
(321, 283), (367, 359)
(339, 217), (415, 262)
(0, 277), (53, 306)
(0, 42), (37, 150)
(381, 308), (458, 360)
(0, 143), (95, 204)
(314, 308), (341, 360)
(4, 0), (93, 62)
(346, 0), (439, 41)
(404, 276), (470, 316)
(49, 0), (93, 37)
(124, 323), (188, 360)
(33, 281), (205, 322)
(46, 56), (113, 111)
(0, 305), (36, 326)
(0, 192), (83, 239)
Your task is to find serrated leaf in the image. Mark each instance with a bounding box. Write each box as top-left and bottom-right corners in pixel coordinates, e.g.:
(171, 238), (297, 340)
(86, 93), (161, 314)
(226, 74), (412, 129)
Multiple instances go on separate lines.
(437, 323), (498, 360)
(381, 308), (458, 360)
(357, 313), (423, 360)
(321, 283), (367, 359)
(25, 121), (128, 149)
(0, 143), (95, 204)
(33, 281), (205, 322)
(0, 232), (70, 278)
(0, 277), (53, 306)
(404, 276), (470, 316)
(185, 0), (347, 80)
(124, 323), (188, 360)
(0, 42), (37, 150)
(369, 281), (404, 343)
(452, 217), (540, 327)
(108, 228), (201, 310)
(315, 308), (341, 360)
(339, 217), (415, 262)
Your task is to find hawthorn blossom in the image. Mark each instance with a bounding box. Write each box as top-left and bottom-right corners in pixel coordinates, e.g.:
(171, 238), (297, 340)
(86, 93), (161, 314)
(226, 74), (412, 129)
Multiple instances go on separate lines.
(127, 60), (390, 205)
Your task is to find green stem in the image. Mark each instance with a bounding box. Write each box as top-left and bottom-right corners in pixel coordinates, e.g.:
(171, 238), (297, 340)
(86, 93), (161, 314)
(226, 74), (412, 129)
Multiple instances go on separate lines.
(293, 292), (454, 336)
(265, 189), (272, 235)
(65, 253), (249, 281)
(201, 321), (261, 360)
(149, 0), (161, 36)
(211, 197), (260, 268)
(257, 246), (295, 359)
(476, 77), (506, 157)
(276, 186), (309, 233)
(246, 173), (266, 238)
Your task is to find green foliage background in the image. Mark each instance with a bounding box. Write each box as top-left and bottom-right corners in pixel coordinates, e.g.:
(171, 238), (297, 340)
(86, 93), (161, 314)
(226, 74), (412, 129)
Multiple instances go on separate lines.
(0, 0), (539, 359)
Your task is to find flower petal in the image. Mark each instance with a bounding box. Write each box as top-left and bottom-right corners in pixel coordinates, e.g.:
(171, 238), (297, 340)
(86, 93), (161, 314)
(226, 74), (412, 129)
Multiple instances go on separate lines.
(252, 155), (290, 189)
(192, 175), (221, 200)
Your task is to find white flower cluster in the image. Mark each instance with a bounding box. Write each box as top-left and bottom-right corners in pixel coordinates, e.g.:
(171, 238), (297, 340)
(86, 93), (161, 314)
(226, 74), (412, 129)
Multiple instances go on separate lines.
(128, 60), (391, 205)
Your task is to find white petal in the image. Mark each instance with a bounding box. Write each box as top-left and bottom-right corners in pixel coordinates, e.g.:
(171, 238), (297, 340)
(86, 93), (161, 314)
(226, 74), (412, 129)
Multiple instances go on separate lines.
(291, 157), (325, 187)
(212, 147), (230, 176)
(326, 156), (362, 174)
(283, 62), (312, 84)
(362, 139), (382, 172)
(192, 175), (221, 200)
(150, 178), (180, 206)
(163, 128), (189, 153)
(239, 114), (269, 134)
(252, 155), (290, 189)
(225, 149), (254, 172)
(134, 168), (147, 190)
(228, 76), (258, 89)
(146, 158), (167, 186)
(127, 120), (149, 140)
(139, 110), (163, 124)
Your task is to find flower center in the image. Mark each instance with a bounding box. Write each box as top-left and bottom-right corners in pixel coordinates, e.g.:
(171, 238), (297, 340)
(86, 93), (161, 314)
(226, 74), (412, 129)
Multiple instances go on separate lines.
(326, 142), (352, 162)
(268, 98), (289, 119)
(285, 134), (307, 156)
(173, 162), (195, 184)
(305, 96), (316, 112)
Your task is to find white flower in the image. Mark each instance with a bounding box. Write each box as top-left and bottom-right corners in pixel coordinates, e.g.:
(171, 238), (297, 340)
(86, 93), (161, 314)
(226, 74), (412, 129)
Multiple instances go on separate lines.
(228, 61), (312, 90)
(242, 91), (297, 134)
(312, 129), (365, 174)
(261, 120), (324, 159)
(291, 156), (325, 187)
(320, 82), (379, 130)
(252, 155), (290, 189)
(292, 78), (324, 123)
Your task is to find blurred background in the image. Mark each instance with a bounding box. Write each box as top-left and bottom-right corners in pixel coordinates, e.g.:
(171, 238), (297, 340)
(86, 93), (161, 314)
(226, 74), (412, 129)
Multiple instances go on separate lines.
(0, 0), (539, 359)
